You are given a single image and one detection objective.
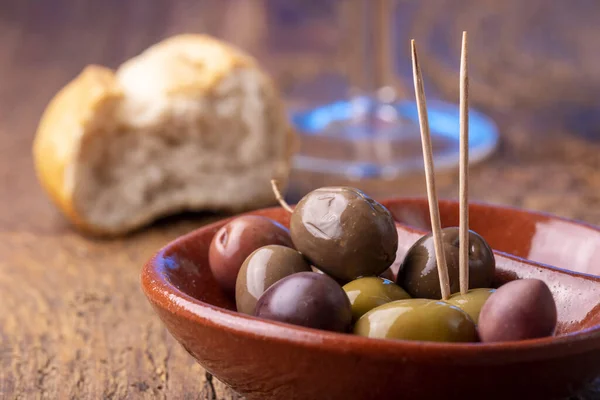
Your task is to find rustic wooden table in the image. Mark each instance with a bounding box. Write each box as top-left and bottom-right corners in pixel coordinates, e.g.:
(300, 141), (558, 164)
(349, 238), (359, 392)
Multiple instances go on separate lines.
(1, 1), (599, 399)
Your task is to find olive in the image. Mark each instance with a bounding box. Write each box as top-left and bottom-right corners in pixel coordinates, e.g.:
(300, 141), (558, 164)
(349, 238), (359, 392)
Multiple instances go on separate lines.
(254, 271), (352, 333)
(209, 216), (293, 294)
(354, 299), (477, 342)
(397, 227), (495, 299)
(478, 279), (557, 342)
(290, 187), (398, 281)
(236, 245), (311, 315)
(311, 266), (348, 285)
(447, 288), (495, 324)
(342, 277), (411, 322)
(379, 268), (395, 281)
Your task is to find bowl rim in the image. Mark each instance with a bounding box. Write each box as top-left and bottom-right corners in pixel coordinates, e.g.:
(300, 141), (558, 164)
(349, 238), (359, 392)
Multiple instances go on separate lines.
(141, 197), (600, 362)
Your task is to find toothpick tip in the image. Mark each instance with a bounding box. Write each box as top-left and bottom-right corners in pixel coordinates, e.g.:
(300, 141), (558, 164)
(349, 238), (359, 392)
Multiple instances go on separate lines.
(411, 40), (418, 64)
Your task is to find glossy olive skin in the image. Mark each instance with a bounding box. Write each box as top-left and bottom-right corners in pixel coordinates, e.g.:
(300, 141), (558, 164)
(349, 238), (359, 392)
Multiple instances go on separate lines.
(354, 299), (478, 342)
(379, 268), (395, 281)
(478, 279), (557, 342)
(311, 266), (348, 285)
(342, 277), (411, 322)
(447, 288), (495, 324)
(255, 272), (352, 333)
(236, 245), (311, 315)
(209, 216), (293, 295)
(397, 227), (495, 299)
(290, 187), (398, 281)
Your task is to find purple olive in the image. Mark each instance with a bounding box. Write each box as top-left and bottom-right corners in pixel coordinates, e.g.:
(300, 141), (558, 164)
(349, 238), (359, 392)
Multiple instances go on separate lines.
(209, 216), (293, 295)
(236, 245), (311, 315)
(254, 272), (352, 333)
(478, 279), (557, 342)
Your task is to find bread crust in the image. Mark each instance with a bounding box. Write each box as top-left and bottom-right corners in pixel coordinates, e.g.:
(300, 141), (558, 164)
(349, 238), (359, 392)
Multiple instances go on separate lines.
(33, 35), (296, 236)
(33, 65), (123, 235)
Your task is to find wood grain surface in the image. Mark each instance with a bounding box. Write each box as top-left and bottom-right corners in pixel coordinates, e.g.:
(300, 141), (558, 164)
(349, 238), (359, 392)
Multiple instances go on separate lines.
(1, 1), (599, 399)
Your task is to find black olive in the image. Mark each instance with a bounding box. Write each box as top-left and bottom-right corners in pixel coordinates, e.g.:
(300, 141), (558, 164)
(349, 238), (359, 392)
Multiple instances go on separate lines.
(397, 227), (495, 299)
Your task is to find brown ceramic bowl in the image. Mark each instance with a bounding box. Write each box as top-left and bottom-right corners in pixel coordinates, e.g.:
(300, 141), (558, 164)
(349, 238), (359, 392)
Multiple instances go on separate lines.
(141, 198), (600, 400)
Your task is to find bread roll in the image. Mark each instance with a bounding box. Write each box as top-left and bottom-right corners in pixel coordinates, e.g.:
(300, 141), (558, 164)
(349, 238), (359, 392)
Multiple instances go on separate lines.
(33, 34), (296, 236)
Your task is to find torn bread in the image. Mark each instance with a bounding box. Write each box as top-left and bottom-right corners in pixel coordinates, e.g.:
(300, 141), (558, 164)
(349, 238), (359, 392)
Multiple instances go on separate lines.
(33, 34), (296, 236)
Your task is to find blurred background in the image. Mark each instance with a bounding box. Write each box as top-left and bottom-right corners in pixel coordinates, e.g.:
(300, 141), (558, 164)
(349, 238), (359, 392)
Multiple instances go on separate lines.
(1, 0), (600, 228)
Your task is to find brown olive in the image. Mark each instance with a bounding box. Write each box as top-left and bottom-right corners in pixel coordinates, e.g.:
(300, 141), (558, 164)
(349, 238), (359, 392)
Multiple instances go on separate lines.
(478, 279), (557, 342)
(236, 245), (311, 315)
(311, 266), (348, 285)
(255, 272), (352, 333)
(354, 299), (477, 342)
(447, 288), (495, 324)
(379, 268), (395, 281)
(397, 227), (495, 299)
(209, 216), (293, 295)
(342, 277), (411, 322)
(290, 187), (398, 281)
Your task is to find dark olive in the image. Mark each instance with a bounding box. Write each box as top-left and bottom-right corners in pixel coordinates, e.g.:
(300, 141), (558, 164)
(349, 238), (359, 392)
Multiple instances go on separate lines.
(209, 216), (293, 294)
(342, 277), (411, 322)
(254, 271), (352, 332)
(236, 245), (311, 315)
(397, 227), (495, 299)
(447, 288), (495, 324)
(354, 299), (477, 342)
(290, 187), (398, 281)
(311, 266), (348, 285)
(379, 268), (395, 281)
(478, 279), (557, 342)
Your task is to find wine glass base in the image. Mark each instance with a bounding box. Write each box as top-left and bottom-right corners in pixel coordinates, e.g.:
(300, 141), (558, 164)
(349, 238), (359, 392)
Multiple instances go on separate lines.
(290, 97), (499, 181)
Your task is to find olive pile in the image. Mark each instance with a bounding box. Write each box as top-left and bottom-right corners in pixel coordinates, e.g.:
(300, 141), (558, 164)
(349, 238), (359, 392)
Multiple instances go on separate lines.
(208, 186), (558, 343)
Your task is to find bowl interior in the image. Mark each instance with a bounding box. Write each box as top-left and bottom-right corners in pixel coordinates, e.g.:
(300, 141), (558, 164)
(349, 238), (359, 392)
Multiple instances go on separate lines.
(156, 198), (600, 338)
(389, 199), (600, 276)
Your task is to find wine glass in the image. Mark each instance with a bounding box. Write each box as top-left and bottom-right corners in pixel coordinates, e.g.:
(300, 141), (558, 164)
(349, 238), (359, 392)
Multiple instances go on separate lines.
(263, 0), (499, 197)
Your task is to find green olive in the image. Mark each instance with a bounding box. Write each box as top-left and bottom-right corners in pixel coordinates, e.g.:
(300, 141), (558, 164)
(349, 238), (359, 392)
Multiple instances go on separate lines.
(447, 288), (496, 324)
(342, 277), (411, 322)
(354, 299), (477, 343)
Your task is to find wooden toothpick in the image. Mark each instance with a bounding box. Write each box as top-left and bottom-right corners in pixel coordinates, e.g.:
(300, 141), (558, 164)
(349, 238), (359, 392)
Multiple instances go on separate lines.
(270, 179), (293, 214)
(459, 31), (470, 295)
(410, 40), (452, 300)
(373, 0), (393, 91)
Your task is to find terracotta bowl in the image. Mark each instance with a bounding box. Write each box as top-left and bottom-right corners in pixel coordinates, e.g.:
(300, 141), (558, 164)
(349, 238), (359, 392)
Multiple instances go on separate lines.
(141, 198), (600, 400)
